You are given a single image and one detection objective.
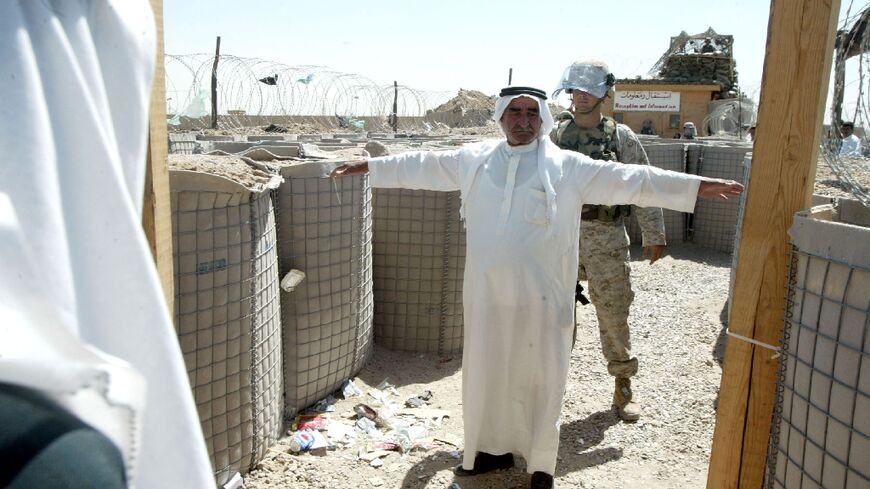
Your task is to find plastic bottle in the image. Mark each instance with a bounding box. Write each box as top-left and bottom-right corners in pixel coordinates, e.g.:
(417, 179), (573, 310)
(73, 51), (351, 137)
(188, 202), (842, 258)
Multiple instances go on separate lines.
(288, 430), (315, 452)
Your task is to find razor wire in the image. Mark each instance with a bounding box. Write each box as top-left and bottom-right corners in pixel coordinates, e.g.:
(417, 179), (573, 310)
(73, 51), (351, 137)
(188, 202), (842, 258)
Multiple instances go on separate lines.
(703, 98), (757, 139)
(822, 1), (870, 208)
(165, 54), (455, 131)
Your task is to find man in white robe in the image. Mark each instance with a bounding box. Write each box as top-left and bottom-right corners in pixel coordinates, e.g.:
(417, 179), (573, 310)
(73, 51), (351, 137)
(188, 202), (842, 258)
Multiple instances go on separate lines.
(331, 86), (742, 489)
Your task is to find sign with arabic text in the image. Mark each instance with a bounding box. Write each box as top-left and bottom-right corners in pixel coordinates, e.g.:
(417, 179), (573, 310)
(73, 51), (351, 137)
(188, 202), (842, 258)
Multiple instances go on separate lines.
(613, 91), (680, 112)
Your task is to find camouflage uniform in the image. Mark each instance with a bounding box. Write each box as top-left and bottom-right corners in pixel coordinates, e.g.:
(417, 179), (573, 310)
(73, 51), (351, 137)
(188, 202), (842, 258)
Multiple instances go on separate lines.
(551, 113), (665, 378)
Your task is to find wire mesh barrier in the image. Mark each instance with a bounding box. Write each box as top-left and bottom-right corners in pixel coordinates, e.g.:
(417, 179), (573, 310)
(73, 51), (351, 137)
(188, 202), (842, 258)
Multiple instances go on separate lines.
(170, 170), (284, 485)
(726, 152), (754, 325)
(703, 98), (757, 138)
(627, 143), (689, 244)
(165, 54), (454, 132)
(766, 202), (870, 489)
(274, 163), (373, 416)
(371, 189), (466, 354)
(688, 143), (753, 253)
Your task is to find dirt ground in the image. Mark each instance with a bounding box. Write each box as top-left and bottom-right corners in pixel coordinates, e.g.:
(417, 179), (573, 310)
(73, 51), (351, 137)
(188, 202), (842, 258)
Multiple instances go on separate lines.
(245, 244), (733, 489)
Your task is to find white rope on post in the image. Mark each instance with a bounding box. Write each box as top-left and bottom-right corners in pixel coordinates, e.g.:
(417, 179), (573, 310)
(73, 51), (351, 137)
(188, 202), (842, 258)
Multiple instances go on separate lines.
(725, 327), (781, 359)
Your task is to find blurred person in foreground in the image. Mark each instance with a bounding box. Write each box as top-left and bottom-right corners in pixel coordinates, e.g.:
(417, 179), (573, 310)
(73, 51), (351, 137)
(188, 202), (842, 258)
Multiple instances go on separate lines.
(550, 59), (665, 422)
(330, 86), (742, 489)
(0, 1), (213, 487)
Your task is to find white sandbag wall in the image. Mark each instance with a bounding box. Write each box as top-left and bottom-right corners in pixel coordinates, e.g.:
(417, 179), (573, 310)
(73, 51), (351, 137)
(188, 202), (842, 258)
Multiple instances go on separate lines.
(170, 170), (284, 486)
(627, 142), (688, 244)
(371, 189), (466, 354)
(688, 143), (752, 253)
(766, 201), (870, 489)
(275, 162), (374, 415)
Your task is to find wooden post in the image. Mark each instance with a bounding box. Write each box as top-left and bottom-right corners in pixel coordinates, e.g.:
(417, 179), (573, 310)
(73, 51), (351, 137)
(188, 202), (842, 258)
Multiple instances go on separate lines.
(392, 80), (398, 133)
(143, 0), (175, 315)
(210, 36), (221, 129)
(706, 1), (840, 488)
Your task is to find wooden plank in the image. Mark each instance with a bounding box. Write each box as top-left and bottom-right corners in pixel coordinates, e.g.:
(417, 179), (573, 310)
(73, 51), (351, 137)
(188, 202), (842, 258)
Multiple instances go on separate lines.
(706, 1), (840, 487)
(143, 0), (175, 316)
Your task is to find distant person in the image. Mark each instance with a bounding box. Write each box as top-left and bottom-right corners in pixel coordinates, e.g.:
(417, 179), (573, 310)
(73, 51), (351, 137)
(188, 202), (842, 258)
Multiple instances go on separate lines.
(682, 122), (698, 139)
(640, 119), (656, 135)
(839, 121), (862, 157)
(330, 86), (742, 489)
(748, 124), (757, 142)
(701, 38), (716, 53)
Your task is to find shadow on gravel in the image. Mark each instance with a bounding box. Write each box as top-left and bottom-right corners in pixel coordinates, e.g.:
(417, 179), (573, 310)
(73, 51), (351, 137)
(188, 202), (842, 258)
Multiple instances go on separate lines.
(397, 410), (621, 488)
(355, 344), (462, 389)
(713, 301), (729, 366)
(555, 409), (623, 476)
(399, 449), (528, 489)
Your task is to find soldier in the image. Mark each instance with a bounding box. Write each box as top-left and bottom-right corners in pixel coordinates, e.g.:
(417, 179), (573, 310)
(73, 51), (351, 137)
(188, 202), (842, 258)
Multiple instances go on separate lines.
(551, 60), (667, 422)
(682, 121), (698, 139)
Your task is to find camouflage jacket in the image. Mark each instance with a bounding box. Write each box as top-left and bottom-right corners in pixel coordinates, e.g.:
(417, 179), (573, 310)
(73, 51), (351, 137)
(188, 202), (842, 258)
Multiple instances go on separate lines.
(551, 112), (666, 246)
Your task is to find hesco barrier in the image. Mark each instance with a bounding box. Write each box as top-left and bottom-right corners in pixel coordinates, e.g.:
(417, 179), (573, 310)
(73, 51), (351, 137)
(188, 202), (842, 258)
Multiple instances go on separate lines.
(766, 200), (869, 489)
(371, 189), (466, 353)
(170, 170), (283, 486)
(726, 152), (753, 324)
(627, 142), (689, 244)
(688, 143), (752, 253)
(275, 162), (373, 415)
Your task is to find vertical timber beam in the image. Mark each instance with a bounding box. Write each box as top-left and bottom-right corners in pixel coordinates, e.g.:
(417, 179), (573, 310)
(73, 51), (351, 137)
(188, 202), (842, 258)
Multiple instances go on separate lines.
(143, 0), (175, 316)
(707, 1), (840, 488)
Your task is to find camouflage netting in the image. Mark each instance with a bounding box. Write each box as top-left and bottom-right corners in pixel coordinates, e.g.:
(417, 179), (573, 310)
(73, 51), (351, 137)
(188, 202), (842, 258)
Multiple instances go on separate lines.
(658, 54), (738, 95)
(647, 27), (739, 96)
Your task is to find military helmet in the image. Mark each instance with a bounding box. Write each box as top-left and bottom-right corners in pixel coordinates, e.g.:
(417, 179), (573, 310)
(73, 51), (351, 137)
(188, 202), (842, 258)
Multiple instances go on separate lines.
(553, 60), (616, 100)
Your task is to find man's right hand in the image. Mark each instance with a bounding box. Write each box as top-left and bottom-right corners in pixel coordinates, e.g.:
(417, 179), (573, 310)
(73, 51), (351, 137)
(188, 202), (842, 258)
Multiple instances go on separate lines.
(330, 160), (369, 177)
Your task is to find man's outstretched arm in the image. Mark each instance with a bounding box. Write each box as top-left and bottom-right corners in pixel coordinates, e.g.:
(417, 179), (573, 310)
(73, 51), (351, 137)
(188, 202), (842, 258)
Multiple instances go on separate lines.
(697, 179), (744, 199)
(330, 159), (368, 177)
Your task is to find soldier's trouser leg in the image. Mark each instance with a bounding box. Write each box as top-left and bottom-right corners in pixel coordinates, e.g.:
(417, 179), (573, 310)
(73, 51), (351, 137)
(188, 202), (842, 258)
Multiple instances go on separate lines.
(582, 245), (638, 378)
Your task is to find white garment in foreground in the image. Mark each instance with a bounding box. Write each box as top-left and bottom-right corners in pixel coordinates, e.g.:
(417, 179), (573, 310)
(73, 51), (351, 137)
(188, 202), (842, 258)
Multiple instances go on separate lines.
(370, 138), (699, 474)
(0, 1), (213, 487)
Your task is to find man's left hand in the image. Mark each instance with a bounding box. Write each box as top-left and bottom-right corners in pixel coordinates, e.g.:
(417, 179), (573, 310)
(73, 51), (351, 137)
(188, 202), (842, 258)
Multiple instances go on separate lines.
(698, 179), (744, 199)
(643, 245), (666, 265)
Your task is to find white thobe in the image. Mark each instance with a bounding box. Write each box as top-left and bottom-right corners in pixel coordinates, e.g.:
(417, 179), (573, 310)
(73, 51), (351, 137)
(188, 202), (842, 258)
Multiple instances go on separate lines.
(0, 2), (213, 487)
(370, 137), (699, 475)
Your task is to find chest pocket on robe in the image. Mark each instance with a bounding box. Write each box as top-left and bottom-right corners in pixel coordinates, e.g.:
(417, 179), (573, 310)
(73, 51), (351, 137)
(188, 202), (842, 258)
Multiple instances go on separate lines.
(524, 189), (548, 226)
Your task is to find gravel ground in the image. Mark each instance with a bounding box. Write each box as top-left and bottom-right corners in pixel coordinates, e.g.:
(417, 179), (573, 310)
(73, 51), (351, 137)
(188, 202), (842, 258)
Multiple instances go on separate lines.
(245, 243), (733, 489)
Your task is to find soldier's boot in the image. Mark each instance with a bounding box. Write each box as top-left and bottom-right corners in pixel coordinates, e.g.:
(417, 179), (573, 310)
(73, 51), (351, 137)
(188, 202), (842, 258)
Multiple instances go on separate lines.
(613, 377), (641, 422)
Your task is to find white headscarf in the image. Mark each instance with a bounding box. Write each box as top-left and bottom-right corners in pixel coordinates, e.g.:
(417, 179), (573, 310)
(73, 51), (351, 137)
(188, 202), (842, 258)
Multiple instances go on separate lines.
(490, 89), (561, 234)
(493, 92), (555, 141)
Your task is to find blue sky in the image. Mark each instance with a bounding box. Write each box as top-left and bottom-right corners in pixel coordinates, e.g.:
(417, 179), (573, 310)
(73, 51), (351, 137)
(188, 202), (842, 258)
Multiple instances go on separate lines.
(164, 1), (867, 118)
